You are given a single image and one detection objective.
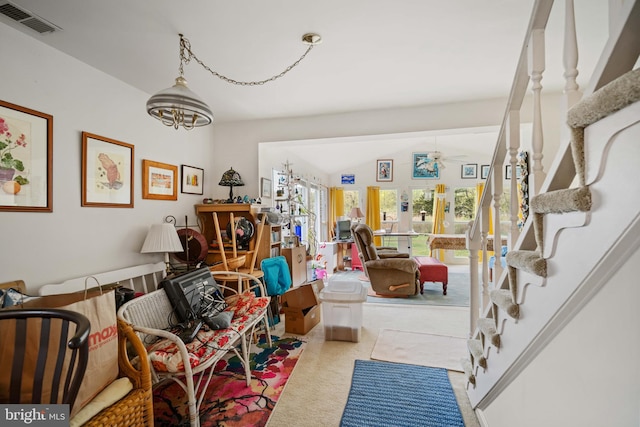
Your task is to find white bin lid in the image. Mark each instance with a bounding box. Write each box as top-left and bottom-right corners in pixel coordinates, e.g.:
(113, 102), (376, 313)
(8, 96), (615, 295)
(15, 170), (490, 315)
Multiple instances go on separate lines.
(319, 279), (368, 302)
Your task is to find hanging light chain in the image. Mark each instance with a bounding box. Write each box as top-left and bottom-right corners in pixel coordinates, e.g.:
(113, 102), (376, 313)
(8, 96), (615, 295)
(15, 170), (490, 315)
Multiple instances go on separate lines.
(178, 34), (315, 86)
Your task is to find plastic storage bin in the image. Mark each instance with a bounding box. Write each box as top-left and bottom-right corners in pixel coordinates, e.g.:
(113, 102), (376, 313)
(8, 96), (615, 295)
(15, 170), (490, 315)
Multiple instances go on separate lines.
(318, 279), (368, 342)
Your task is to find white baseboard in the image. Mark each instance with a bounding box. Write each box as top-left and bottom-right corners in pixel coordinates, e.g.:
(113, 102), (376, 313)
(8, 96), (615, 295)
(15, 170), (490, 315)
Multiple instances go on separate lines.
(476, 408), (489, 427)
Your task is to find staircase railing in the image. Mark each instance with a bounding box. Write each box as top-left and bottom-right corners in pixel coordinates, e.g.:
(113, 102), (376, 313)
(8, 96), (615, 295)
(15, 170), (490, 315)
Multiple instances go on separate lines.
(466, 0), (640, 335)
(464, 0), (640, 407)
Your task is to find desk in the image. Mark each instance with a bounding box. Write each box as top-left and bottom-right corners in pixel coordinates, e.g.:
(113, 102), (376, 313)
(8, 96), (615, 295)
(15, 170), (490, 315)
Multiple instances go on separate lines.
(335, 240), (353, 271)
(373, 231), (427, 256)
(428, 234), (507, 254)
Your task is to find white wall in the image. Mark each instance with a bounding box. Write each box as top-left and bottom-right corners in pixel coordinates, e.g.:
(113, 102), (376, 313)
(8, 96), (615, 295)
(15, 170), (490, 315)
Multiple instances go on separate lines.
(481, 247), (640, 427)
(1, 20), (565, 290)
(0, 23), (215, 290)
(213, 94), (564, 207)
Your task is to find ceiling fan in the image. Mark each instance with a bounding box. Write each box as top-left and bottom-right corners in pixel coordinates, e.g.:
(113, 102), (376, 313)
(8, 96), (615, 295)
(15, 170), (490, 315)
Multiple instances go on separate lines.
(421, 150), (467, 172)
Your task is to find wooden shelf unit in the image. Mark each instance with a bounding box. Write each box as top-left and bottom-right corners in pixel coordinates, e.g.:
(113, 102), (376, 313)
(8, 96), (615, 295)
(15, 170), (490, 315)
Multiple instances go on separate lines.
(256, 223), (282, 268)
(195, 203), (257, 267)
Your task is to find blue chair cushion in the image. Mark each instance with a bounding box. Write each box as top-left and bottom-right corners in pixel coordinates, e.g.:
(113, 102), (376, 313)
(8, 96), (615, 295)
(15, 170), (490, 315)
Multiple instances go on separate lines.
(260, 256), (292, 296)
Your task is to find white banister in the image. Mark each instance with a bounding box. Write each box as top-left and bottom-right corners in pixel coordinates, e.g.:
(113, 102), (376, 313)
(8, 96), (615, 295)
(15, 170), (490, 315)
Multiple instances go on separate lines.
(563, 0), (581, 107)
(480, 208), (490, 310)
(506, 110), (521, 244)
(492, 157), (504, 286)
(528, 28), (547, 195)
(467, 225), (481, 336)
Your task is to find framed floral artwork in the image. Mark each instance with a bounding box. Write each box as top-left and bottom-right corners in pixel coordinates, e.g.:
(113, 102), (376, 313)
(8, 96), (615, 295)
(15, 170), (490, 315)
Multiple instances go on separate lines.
(181, 164), (204, 195)
(0, 100), (53, 212)
(143, 159), (178, 200)
(412, 153), (439, 179)
(82, 132), (134, 208)
(376, 159), (393, 182)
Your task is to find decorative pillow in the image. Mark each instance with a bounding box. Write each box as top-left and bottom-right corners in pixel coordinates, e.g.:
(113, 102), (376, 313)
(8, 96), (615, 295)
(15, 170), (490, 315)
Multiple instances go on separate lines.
(69, 377), (133, 427)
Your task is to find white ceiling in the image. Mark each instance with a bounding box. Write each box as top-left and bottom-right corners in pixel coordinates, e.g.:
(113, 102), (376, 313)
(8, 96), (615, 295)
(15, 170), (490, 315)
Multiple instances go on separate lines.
(1, 1), (608, 170)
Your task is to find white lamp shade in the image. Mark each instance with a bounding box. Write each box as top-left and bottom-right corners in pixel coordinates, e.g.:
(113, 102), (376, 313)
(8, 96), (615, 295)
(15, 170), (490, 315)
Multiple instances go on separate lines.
(141, 224), (184, 253)
(349, 207), (364, 219)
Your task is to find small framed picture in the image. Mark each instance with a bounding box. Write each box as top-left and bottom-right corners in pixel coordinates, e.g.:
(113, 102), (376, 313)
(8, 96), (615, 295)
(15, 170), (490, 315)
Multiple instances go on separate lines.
(376, 159), (393, 182)
(142, 159), (178, 200)
(481, 165), (490, 180)
(181, 164), (204, 195)
(261, 177), (272, 198)
(461, 163), (478, 179)
(82, 132), (134, 208)
(341, 174), (355, 184)
(506, 164), (522, 180)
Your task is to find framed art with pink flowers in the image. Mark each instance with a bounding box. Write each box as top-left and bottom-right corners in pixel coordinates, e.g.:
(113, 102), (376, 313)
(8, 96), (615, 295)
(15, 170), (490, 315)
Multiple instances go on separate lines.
(0, 100), (53, 212)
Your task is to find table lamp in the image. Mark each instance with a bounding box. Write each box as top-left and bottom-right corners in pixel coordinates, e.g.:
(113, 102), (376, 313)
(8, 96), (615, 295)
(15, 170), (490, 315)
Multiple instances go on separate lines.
(218, 167), (244, 202)
(349, 207), (364, 223)
(141, 223), (184, 274)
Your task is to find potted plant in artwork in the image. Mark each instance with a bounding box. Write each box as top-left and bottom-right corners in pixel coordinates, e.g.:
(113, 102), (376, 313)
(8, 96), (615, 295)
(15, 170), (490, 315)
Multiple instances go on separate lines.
(0, 117), (29, 191)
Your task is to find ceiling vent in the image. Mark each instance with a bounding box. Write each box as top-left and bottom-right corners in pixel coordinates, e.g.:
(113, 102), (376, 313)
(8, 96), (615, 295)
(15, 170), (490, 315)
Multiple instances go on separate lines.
(0, 2), (60, 33)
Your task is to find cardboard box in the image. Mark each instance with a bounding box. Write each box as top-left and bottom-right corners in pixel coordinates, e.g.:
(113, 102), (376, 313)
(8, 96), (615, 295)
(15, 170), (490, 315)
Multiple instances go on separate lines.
(281, 280), (324, 334)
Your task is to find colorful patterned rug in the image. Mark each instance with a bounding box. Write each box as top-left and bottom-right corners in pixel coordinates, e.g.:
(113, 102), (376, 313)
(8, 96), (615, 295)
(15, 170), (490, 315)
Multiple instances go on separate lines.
(153, 334), (305, 427)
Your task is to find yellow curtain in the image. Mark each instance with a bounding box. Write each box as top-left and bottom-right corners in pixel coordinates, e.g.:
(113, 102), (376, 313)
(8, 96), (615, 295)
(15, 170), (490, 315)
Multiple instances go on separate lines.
(432, 184), (446, 259)
(476, 183), (494, 260)
(328, 187), (344, 239)
(366, 186), (381, 246)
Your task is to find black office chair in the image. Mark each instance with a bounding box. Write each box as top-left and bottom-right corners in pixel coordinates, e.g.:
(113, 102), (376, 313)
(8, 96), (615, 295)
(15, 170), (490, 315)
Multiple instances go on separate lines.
(0, 308), (91, 412)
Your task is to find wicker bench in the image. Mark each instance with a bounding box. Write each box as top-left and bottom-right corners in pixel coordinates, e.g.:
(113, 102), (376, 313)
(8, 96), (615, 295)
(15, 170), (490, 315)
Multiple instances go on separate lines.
(414, 256), (449, 295)
(117, 270), (272, 427)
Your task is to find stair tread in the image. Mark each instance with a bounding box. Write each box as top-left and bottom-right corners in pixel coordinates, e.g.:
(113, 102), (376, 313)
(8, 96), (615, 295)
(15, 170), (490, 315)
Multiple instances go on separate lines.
(506, 250), (547, 277)
(531, 186), (592, 214)
(490, 289), (520, 319)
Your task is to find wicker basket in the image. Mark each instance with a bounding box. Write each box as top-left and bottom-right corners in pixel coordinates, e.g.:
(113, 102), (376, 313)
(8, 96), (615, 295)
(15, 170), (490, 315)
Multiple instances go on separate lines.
(83, 319), (153, 427)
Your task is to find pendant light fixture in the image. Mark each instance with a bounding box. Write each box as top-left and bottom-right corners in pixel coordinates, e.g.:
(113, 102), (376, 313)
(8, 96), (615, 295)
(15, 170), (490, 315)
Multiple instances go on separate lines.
(146, 33), (322, 130)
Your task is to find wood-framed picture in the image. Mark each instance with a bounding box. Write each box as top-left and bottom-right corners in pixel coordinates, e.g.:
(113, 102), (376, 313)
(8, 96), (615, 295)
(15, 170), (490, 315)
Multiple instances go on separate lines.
(461, 163), (478, 179)
(261, 177), (272, 198)
(481, 164), (490, 180)
(81, 132), (134, 208)
(376, 159), (393, 182)
(181, 164), (204, 195)
(412, 153), (439, 179)
(0, 100), (53, 212)
(143, 159), (178, 200)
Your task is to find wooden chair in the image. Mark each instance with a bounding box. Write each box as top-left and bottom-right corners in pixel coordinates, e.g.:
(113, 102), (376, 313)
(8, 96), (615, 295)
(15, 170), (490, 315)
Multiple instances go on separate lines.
(209, 212), (246, 273)
(0, 279), (27, 293)
(0, 308), (91, 413)
(237, 219), (266, 290)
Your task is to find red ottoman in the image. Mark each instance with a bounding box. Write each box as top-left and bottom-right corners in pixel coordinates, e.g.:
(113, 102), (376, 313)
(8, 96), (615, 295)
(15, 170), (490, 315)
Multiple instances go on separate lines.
(415, 256), (449, 295)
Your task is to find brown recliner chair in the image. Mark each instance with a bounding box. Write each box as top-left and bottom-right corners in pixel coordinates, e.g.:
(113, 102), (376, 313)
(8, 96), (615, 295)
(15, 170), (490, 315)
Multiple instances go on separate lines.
(351, 223), (420, 296)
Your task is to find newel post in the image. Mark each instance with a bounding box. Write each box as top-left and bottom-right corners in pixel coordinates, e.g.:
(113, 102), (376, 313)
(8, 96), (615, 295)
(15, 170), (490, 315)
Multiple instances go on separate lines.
(466, 221), (481, 336)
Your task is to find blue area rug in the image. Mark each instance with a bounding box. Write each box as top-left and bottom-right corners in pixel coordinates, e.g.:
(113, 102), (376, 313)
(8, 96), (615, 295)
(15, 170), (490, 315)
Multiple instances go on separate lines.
(340, 360), (464, 427)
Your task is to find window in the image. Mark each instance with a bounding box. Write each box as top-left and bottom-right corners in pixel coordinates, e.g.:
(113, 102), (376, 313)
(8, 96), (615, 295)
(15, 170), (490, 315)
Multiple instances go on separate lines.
(454, 186), (477, 233)
(379, 189), (397, 231)
(343, 190), (360, 218)
(411, 188), (434, 233)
